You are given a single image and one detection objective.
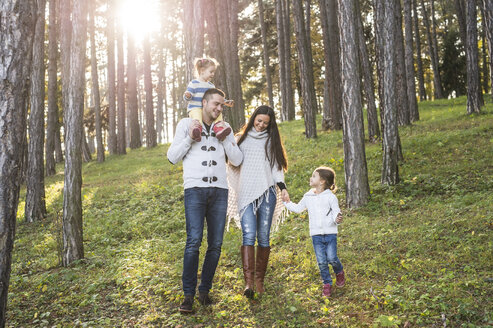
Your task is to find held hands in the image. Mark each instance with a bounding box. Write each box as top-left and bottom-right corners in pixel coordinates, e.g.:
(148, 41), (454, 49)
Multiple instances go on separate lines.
(335, 213), (343, 224)
(281, 189), (290, 202)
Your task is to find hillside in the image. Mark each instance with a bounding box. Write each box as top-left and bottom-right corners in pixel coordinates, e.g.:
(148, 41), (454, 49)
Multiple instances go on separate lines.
(9, 97), (493, 327)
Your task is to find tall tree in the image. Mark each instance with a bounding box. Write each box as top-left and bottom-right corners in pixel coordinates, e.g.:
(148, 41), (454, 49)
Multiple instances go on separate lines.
(381, 0), (401, 185)
(466, 0), (482, 114)
(183, 0), (204, 87)
(107, 0), (117, 154)
(395, 0), (411, 126)
(26, 0), (47, 223)
(89, 0), (105, 162)
(293, 0), (317, 138)
(156, 47), (166, 144)
(116, 21), (126, 155)
(337, 0), (370, 207)
(46, 0), (59, 176)
(127, 33), (141, 149)
(258, 0), (274, 108)
(413, 0), (427, 101)
(403, 0), (419, 121)
(61, 0), (87, 266)
(320, 0), (343, 130)
(144, 34), (157, 148)
(0, 0), (36, 324)
(481, 0), (493, 101)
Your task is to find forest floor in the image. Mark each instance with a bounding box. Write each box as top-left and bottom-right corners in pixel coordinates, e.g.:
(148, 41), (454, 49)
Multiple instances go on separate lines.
(8, 96), (493, 327)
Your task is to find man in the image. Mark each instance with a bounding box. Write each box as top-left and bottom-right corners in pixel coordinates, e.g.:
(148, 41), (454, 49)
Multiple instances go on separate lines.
(167, 88), (243, 313)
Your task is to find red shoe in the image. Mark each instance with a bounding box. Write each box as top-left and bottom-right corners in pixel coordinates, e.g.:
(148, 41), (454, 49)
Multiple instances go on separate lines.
(322, 283), (332, 297)
(213, 122), (231, 141)
(190, 120), (202, 142)
(335, 270), (345, 287)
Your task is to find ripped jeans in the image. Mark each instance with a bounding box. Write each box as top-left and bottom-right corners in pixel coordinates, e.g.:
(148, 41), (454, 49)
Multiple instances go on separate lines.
(240, 187), (276, 247)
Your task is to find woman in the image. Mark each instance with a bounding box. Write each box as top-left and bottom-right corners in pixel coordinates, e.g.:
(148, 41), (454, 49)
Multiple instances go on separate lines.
(228, 105), (289, 299)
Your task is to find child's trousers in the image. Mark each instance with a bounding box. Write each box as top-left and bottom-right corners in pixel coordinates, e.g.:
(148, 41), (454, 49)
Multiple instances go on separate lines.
(311, 234), (343, 285)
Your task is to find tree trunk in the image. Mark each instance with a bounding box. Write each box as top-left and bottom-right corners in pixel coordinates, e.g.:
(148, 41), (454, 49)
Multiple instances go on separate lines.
(481, 18), (489, 95)
(62, 0), (87, 266)
(283, 0), (296, 121)
(46, 0), (58, 176)
(26, 0), (47, 223)
(413, 0), (427, 101)
(337, 0), (370, 208)
(116, 22), (126, 155)
(420, 0), (444, 99)
(293, 0), (317, 138)
(144, 35), (157, 148)
(0, 1), (36, 323)
(258, 0), (274, 108)
(127, 34), (141, 149)
(276, 0), (287, 119)
(455, 0), (467, 47)
(395, 0), (411, 126)
(55, 121), (64, 162)
(356, 3), (380, 142)
(403, 0), (419, 121)
(156, 48), (165, 144)
(466, 0), (482, 114)
(381, 0), (400, 185)
(82, 128), (92, 162)
(481, 0), (493, 101)
(183, 0), (204, 87)
(89, 1), (105, 162)
(107, 0), (117, 154)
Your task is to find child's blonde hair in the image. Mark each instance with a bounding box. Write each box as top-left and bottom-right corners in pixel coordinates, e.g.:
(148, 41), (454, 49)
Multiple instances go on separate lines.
(315, 166), (337, 192)
(194, 57), (218, 78)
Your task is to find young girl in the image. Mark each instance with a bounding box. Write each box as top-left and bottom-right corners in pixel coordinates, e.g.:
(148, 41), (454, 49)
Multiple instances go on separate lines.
(284, 166), (345, 297)
(183, 58), (233, 142)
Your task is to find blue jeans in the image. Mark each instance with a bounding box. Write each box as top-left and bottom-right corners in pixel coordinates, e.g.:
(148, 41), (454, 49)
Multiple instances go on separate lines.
(311, 234), (343, 285)
(182, 187), (228, 296)
(241, 187), (276, 247)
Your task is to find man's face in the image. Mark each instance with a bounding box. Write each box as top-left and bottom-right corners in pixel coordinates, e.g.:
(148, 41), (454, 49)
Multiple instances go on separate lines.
(202, 94), (225, 123)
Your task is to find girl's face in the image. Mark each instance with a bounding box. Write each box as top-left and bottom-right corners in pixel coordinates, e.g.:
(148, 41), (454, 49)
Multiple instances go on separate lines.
(253, 114), (270, 132)
(310, 170), (325, 189)
(199, 65), (216, 82)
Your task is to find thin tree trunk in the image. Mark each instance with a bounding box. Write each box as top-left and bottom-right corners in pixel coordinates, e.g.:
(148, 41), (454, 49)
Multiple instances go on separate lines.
(356, 4), (380, 142)
(89, 1), (105, 162)
(293, 0), (317, 138)
(481, 17), (489, 95)
(116, 22), (126, 155)
(258, 0), (274, 108)
(337, 0), (370, 207)
(481, 0), (493, 101)
(413, 0), (427, 101)
(82, 127), (92, 163)
(278, 0), (295, 121)
(455, 0), (467, 47)
(26, 0), (47, 223)
(395, 0), (411, 126)
(0, 1), (36, 323)
(107, 0), (117, 154)
(46, 0), (58, 176)
(466, 0), (482, 114)
(276, 0), (287, 119)
(55, 122), (64, 162)
(156, 47), (165, 144)
(127, 33), (141, 149)
(404, 0), (419, 121)
(381, 0), (400, 185)
(144, 34), (157, 148)
(183, 0), (204, 88)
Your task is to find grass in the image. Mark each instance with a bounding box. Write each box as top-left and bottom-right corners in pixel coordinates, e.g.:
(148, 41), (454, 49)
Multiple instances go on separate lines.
(8, 96), (493, 327)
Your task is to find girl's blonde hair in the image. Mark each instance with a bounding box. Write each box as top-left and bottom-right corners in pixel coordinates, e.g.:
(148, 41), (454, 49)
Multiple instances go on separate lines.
(194, 57), (218, 78)
(315, 166), (337, 192)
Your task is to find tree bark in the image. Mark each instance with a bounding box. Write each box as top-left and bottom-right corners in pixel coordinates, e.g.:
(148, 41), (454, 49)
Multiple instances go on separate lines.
(107, 0), (117, 154)
(62, 0), (87, 266)
(466, 0), (482, 114)
(46, 0), (58, 176)
(395, 0), (411, 126)
(413, 0), (427, 101)
(26, 0), (48, 223)
(293, 0), (317, 138)
(403, 0), (419, 121)
(481, 0), (493, 101)
(127, 33), (141, 149)
(89, 1), (105, 162)
(156, 47), (165, 144)
(183, 0), (204, 87)
(116, 22), (126, 154)
(144, 35), (157, 148)
(381, 0), (400, 185)
(337, 0), (370, 207)
(356, 4), (380, 142)
(258, 0), (274, 108)
(0, 0), (36, 323)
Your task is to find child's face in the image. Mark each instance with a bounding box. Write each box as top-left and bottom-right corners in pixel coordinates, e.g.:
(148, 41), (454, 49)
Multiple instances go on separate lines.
(199, 65), (216, 81)
(310, 171), (325, 189)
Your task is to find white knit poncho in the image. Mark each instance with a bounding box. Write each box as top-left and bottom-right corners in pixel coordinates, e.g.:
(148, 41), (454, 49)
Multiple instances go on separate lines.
(226, 129), (287, 231)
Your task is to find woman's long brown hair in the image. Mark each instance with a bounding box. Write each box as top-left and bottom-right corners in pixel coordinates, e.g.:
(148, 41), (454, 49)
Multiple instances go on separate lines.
(237, 106), (288, 171)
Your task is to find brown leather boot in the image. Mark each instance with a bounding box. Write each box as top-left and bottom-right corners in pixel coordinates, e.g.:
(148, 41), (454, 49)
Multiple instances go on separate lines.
(241, 245), (255, 299)
(255, 246), (271, 294)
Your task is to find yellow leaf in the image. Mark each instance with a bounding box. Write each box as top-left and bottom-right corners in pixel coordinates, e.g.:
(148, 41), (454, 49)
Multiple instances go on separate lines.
(42, 285), (47, 292)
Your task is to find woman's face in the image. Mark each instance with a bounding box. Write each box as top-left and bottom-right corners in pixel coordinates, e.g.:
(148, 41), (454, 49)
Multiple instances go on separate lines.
(253, 114), (270, 132)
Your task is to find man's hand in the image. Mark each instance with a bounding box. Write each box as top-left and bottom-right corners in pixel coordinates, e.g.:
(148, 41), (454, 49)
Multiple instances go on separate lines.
(335, 213), (343, 224)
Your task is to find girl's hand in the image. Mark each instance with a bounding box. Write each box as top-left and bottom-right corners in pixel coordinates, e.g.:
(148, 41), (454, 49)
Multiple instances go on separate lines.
(335, 213), (343, 224)
(281, 189), (290, 202)
(184, 91), (192, 100)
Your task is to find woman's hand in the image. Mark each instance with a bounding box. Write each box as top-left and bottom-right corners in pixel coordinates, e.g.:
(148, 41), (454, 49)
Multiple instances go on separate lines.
(281, 189), (290, 202)
(335, 213), (343, 224)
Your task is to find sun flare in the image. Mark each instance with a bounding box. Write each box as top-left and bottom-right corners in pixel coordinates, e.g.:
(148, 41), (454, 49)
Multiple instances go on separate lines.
(118, 0), (161, 40)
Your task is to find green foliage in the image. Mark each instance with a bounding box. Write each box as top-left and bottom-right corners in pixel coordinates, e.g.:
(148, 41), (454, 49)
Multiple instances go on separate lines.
(8, 96), (493, 327)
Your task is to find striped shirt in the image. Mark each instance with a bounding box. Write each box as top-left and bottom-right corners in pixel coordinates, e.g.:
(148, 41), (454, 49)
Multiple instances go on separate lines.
(184, 79), (215, 112)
